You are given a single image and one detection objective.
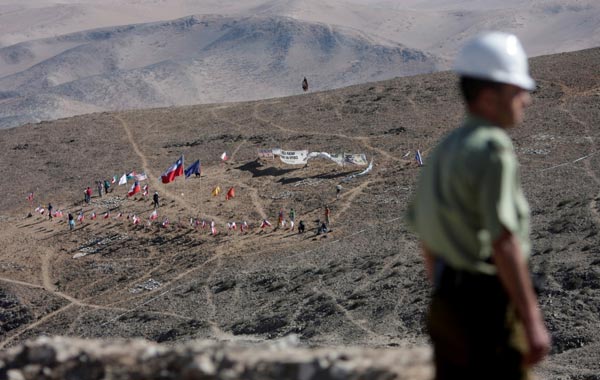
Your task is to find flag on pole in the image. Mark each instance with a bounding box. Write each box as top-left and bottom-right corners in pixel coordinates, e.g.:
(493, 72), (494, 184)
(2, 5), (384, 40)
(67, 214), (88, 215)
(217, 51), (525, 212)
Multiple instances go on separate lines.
(90, 212), (96, 220)
(77, 212), (84, 222)
(132, 215), (140, 225)
(149, 210), (158, 220)
(103, 211), (110, 219)
(260, 219), (272, 228)
(128, 181), (141, 197)
(135, 172), (148, 181)
(161, 156), (184, 184)
(26, 192), (34, 202)
(184, 160), (201, 178)
(126, 171), (136, 180)
(162, 218), (170, 227)
(226, 187), (235, 200)
(118, 173), (127, 185)
(111, 175), (117, 184)
(415, 150), (424, 167)
(54, 210), (63, 218)
(142, 184), (149, 196)
(220, 152), (228, 161)
(211, 186), (221, 197)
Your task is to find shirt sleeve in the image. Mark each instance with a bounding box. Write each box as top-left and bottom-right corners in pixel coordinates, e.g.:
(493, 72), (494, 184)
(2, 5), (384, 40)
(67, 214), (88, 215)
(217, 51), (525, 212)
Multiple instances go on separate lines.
(478, 142), (520, 242)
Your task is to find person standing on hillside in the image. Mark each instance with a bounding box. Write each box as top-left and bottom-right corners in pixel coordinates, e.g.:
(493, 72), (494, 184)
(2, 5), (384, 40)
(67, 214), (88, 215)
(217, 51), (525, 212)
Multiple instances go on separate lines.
(324, 205), (331, 226)
(278, 209), (285, 229)
(289, 208), (296, 231)
(406, 32), (550, 380)
(68, 213), (75, 230)
(85, 186), (92, 204)
(97, 181), (103, 198)
(153, 192), (160, 209)
(47, 203), (53, 220)
(104, 179), (111, 194)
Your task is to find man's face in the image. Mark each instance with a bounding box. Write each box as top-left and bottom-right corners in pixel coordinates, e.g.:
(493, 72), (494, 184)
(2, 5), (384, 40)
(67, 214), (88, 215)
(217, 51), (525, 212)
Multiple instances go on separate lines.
(493, 84), (531, 128)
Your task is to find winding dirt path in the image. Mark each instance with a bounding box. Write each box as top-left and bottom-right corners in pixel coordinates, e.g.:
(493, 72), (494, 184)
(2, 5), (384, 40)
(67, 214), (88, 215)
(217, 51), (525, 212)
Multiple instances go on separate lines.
(252, 104), (408, 164)
(554, 83), (600, 226)
(115, 114), (223, 224)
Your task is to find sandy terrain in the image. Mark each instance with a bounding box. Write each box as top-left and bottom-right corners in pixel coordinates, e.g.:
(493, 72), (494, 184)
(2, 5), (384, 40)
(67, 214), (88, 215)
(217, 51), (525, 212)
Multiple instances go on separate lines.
(0, 47), (599, 378)
(1, 0), (599, 130)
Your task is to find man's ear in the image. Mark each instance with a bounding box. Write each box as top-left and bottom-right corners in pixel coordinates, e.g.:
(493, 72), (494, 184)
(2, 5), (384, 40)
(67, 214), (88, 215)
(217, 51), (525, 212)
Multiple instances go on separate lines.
(474, 86), (498, 116)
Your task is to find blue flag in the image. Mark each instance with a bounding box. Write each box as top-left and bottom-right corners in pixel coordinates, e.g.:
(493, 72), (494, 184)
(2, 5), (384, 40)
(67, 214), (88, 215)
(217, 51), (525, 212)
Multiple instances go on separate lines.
(415, 150), (424, 166)
(185, 159), (201, 178)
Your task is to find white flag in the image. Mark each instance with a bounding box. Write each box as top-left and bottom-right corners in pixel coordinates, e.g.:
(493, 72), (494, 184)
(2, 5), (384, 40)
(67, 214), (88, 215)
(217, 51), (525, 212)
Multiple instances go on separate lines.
(118, 173), (127, 185)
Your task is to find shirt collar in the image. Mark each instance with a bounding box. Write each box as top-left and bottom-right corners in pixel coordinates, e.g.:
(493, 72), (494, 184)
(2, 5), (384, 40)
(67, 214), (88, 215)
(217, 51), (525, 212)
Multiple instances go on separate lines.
(463, 113), (497, 129)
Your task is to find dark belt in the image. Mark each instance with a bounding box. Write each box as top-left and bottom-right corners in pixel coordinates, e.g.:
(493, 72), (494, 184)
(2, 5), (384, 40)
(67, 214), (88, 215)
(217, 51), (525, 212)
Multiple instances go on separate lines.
(433, 258), (506, 301)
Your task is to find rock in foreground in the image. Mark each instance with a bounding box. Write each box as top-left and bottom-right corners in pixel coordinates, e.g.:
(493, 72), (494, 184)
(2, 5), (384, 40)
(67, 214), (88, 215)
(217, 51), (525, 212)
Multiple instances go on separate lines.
(0, 336), (432, 380)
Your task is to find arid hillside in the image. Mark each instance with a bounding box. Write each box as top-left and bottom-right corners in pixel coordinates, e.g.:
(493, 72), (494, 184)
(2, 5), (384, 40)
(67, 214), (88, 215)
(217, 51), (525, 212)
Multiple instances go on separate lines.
(0, 48), (599, 379)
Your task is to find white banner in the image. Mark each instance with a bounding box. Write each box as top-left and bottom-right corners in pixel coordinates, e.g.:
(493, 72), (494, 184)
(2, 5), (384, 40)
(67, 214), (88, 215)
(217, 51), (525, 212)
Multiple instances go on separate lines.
(343, 159), (374, 182)
(343, 153), (369, 166)
(258, 149), (274, 160)
(279, 150), (309, 165)
(328, 153), (345, 166)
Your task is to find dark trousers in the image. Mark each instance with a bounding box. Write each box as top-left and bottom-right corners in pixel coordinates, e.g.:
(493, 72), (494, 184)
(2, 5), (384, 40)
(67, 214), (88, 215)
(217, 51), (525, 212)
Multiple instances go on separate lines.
(428, 266), (530, 380)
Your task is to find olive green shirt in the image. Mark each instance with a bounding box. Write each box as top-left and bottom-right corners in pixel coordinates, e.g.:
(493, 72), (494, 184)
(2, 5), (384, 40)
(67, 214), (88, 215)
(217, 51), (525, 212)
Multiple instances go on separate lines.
(406, 115), (530, 275)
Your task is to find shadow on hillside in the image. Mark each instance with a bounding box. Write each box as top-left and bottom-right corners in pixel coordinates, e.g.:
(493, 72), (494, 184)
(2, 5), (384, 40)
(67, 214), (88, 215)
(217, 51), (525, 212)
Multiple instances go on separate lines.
(236, 161), (299, 178)
(277, 169), (358, 185)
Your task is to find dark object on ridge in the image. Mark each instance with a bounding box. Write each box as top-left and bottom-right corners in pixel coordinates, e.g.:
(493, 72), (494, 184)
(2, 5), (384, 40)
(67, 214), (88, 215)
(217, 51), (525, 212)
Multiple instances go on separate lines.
(298, 220), (306, 234)
(302, 77), (308, 92)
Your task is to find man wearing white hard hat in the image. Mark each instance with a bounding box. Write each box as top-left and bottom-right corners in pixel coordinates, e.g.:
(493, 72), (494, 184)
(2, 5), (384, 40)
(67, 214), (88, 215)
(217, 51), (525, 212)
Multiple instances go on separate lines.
(406, 32), (550, 379)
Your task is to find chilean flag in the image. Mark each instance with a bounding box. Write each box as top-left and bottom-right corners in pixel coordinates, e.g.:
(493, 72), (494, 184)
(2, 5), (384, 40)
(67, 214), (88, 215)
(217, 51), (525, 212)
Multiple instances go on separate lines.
(220, 152), (228, 161)
(161, 156), (184, 184)
(128, 181), (141, 197)
(149, 210), (158, 220)
(226, 187), (235, 200)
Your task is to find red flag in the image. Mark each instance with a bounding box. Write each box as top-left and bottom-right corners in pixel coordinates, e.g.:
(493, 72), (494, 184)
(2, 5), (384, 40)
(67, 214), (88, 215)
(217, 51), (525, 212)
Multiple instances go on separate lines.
(149, 210), (158, 220)
(220, 152), (228, 161)
(103, 212), (110, 219)
(225, 187), (235, 200)
(26, 192), (34, 201)
(128, 181), (141, 196)
(90, 212), (96, 220)
(142, 184), (149, 196)
(161, 156), (184, 184)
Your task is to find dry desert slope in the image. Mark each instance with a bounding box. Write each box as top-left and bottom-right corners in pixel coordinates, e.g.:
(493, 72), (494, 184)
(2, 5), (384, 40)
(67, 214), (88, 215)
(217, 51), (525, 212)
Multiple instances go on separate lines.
(0, 47), (599, 379)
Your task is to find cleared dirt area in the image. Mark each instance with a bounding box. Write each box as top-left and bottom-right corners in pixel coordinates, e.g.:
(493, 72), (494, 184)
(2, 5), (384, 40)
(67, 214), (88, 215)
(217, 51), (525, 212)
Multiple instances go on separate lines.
(1, 48), (599, 378)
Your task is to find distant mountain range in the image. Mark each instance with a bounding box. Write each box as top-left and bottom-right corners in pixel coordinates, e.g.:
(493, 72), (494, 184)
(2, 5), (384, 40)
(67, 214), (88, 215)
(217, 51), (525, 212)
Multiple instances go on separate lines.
(0, 15), (443, 129)
(1, 0), (598, 129)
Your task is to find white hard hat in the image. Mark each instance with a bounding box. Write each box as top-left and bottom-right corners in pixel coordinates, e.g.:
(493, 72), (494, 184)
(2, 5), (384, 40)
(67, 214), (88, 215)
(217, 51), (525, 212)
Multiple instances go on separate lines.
(454, 32), (535, 90)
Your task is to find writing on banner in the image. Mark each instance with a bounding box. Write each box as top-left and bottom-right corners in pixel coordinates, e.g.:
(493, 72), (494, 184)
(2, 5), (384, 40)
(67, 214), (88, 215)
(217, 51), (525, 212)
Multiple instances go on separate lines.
(279, 150), (309, 165)
(258, 149), (274, 160)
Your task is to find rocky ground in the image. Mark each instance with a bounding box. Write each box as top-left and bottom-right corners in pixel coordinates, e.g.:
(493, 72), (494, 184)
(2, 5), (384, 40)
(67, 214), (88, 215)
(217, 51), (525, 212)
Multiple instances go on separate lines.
(0, 336), (432, 380)
(0, 48), (599, 379)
